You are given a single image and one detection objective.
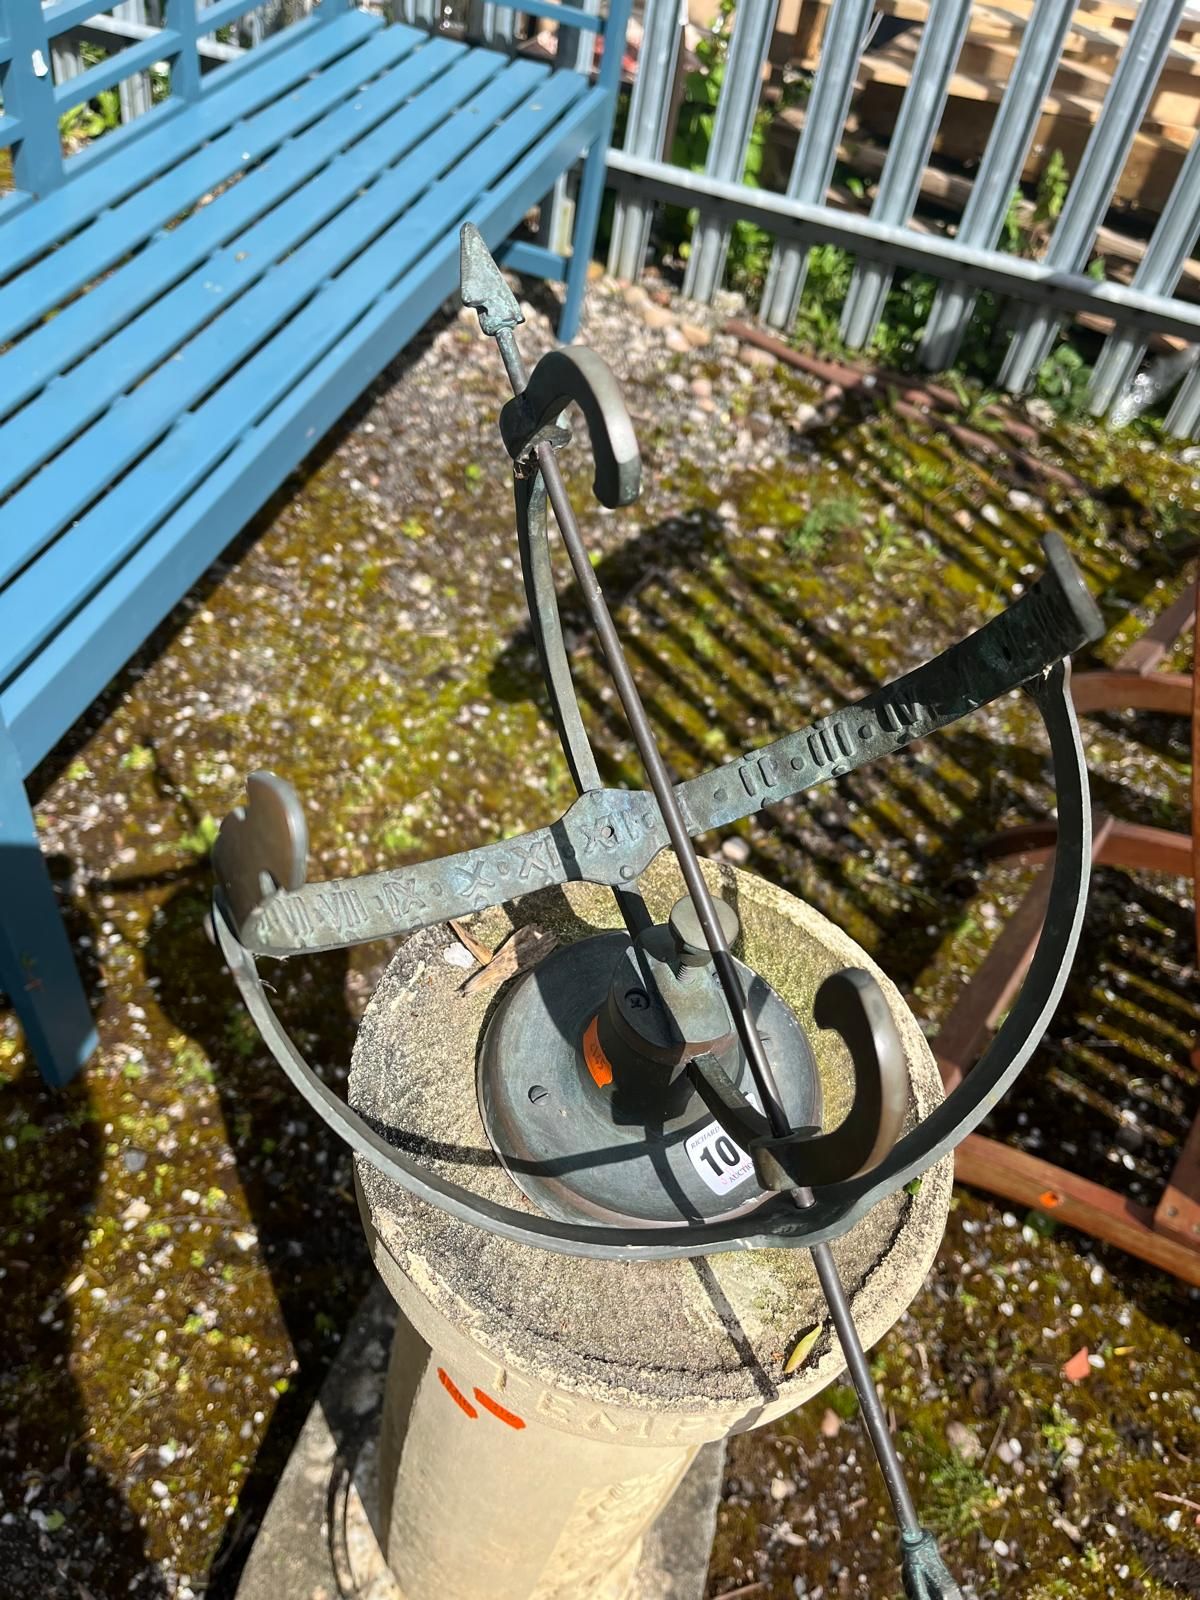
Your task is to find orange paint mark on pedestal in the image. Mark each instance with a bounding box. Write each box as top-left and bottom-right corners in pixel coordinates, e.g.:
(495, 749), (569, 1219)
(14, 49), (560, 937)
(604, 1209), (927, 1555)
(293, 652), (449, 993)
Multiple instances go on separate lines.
(474, 1389), (526, 1430)
(437, 1367), (477, 1418)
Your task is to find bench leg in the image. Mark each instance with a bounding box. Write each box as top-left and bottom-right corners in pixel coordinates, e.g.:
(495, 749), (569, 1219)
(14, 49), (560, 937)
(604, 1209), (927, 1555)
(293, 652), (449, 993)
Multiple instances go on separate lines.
(0, 731), (97, 1086)
(559, 139), (608, 344)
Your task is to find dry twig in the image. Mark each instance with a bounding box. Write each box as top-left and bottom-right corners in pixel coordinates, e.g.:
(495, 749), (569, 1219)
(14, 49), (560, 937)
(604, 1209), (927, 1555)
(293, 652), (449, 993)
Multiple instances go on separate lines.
(449, 918), (494, 965)
(461, 925), (558, 996)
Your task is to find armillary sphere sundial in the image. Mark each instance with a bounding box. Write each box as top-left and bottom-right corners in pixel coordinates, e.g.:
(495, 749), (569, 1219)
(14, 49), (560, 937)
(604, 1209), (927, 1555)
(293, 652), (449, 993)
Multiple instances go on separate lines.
(212, 225), (1105, 1600)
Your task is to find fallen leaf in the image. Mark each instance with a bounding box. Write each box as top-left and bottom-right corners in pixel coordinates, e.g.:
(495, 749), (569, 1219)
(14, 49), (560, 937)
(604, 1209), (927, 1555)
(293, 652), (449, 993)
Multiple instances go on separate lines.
(1062, 1346), (1090, 1384)
(783, 1325), (821, 1374)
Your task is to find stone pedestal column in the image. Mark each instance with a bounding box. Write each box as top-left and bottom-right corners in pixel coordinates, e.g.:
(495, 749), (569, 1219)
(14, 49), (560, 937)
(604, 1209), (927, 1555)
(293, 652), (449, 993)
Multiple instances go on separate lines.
(352, 858), (952, 1600)
(375, 1301), (700, 1600)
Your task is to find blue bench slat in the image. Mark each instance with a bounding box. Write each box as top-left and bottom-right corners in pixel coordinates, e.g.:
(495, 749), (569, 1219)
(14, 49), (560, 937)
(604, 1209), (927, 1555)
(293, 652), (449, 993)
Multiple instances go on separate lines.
(0, 59), (586, 684)
(0, 192), (28, 230)
(0, 46), (511, 575)
(0, 33), (479, 496)
(0, 7), (380, 285)
(2, 79), (611, 774)
(0, 46), (502, 547)
(0, 19), (416, 349)
(62, 11), (363, 187)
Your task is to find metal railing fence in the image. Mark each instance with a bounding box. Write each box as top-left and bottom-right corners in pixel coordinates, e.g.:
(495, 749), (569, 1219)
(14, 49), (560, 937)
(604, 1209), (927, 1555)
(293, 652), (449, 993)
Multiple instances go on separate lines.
(605, 0), (1200, 436)
(12, 0), (1200, 432)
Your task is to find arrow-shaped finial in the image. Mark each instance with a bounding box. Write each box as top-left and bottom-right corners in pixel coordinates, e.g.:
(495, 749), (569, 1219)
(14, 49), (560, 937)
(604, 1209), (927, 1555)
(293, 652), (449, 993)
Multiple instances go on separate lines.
(460, 222), (524, 337)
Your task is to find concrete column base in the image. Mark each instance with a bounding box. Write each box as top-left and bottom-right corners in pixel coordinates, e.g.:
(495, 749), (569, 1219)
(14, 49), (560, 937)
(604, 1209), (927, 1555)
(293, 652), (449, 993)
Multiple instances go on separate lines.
(233, 1281), (724, 1600)
(377, 1302), (705, 1600)
(352, 859), (952, 1600)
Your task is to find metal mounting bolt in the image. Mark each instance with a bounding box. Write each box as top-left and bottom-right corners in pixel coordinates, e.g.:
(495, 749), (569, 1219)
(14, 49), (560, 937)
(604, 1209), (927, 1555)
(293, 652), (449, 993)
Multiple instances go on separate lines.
(668, 894), (740, 968)
(527, 1085), (550, 1105)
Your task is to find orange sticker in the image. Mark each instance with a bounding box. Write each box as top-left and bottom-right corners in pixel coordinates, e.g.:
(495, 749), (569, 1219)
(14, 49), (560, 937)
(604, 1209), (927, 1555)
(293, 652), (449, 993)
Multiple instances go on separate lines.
(474, 1388), (526, 1430)
(437, 1367), (477, 1418)
(1038, 1189), (1063, 1209)
(582, 1014), (613, 1088)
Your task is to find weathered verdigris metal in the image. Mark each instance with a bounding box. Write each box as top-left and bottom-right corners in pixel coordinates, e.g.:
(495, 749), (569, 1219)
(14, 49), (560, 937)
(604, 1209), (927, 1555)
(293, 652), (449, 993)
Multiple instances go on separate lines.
(214, 222), (1107, 1600)
(214, 231), (1103, 1265)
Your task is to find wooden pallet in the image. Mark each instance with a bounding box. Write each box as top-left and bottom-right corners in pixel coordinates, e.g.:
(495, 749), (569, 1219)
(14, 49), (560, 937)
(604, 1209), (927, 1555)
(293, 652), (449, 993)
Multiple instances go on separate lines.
(777, 0), (1200, 210)
(856, 25), (1192, 212)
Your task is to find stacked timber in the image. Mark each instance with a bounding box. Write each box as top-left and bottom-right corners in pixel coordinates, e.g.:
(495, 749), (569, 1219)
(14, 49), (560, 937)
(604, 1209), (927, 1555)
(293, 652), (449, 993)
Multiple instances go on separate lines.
(780, 0), (1200, 212)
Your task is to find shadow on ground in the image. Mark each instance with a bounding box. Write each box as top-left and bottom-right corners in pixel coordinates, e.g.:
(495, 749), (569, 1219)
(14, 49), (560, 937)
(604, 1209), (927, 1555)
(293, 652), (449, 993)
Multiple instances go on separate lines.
(1, 303), (1197, 1599)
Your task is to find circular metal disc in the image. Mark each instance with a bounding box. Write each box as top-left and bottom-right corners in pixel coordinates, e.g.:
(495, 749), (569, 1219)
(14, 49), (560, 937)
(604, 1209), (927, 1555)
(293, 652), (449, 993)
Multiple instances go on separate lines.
(477, 931), (820, 1227)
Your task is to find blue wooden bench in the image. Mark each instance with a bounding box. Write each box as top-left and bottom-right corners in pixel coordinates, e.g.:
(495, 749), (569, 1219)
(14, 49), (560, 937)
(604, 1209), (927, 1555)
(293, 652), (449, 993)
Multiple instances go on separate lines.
(0, 0), (629, 1085)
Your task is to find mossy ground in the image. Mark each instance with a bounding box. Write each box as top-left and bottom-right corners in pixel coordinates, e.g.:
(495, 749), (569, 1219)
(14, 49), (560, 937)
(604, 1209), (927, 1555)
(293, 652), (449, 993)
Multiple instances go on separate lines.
(1, 290), (1197, 1598)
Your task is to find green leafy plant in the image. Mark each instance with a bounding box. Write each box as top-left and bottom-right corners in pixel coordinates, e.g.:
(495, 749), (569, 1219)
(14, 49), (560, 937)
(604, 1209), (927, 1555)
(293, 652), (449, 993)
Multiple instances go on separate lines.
(945, 374), (1007, 432)
(1040, 1401), (1080, 1459)
(792, 243), (854, 354)
(174, 1040), (214, 1086)
(178, 813), (220, 859)
(666, 0), (776, 293)
(871, 272), (938, 367)
(826, 1383), (860, 1420)
(223, 1012), (260, 1060)
(783, 493), (862, 556)
(57, 40), (169, 149)
(59, 86), (122, 145)
(913, 1432), (1000, 1536)
(381, 818), (422, 853)
(1033, 340), (1092, 417)
(1034, 149), (1071, 235)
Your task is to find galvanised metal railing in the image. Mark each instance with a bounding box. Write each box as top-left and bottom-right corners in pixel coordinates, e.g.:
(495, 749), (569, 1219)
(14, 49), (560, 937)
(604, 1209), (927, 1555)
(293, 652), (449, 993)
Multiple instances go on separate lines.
(606, 0), (1200, 435)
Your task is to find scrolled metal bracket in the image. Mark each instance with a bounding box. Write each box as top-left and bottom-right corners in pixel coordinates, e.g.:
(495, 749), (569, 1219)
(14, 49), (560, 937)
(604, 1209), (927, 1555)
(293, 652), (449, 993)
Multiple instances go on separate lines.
(214, 651), (1095, 1259)
(501, 346), (641, 508)
(212, 224), (1104, 1259)
(687, 967), (912, 1194)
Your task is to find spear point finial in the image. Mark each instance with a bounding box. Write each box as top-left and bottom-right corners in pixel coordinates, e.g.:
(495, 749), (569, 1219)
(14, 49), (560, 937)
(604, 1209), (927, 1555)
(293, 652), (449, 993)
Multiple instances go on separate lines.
(460, 223), (524, 337)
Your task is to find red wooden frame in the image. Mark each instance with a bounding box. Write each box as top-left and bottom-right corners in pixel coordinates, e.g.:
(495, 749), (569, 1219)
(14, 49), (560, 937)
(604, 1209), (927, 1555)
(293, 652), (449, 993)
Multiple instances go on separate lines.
(935, 580), (1200, 1286)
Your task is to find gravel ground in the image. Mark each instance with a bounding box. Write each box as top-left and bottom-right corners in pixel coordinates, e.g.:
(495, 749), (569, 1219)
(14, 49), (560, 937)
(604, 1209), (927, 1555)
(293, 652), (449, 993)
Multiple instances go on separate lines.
(1, 265), (1198, 1600)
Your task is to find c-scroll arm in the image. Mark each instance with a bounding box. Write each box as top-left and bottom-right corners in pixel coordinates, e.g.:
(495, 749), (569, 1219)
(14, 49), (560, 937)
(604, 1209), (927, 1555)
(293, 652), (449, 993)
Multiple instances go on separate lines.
(501, 347), (642, 509)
